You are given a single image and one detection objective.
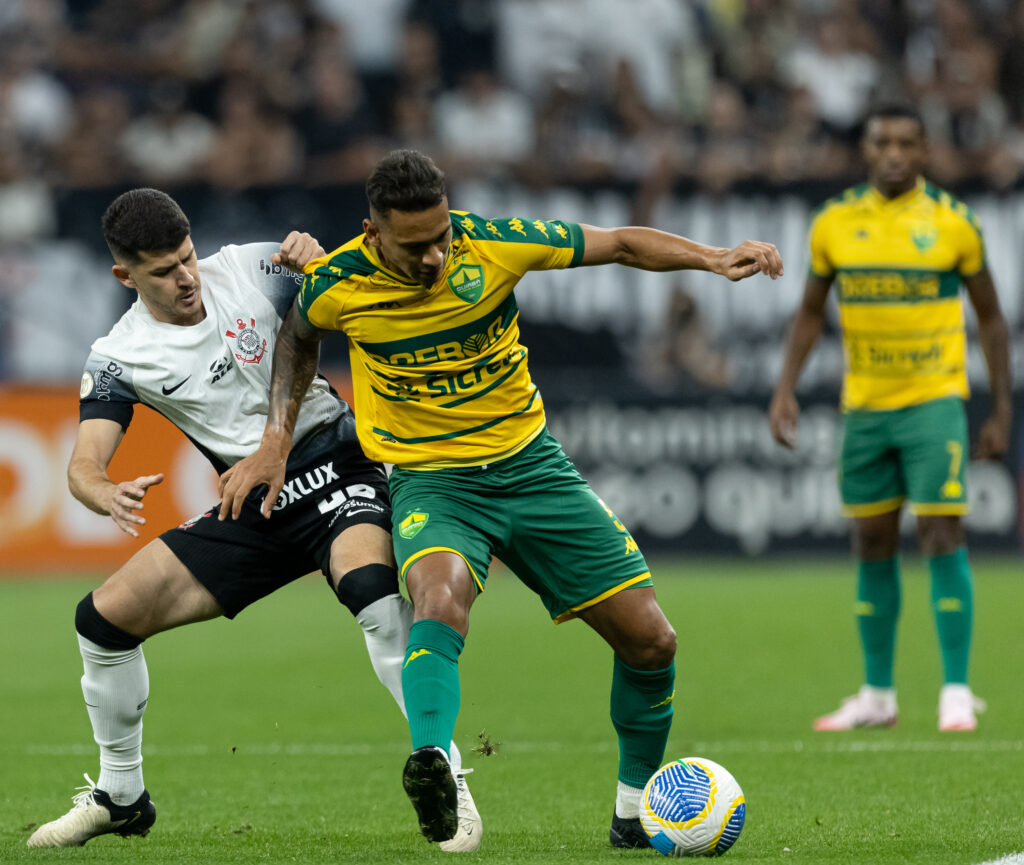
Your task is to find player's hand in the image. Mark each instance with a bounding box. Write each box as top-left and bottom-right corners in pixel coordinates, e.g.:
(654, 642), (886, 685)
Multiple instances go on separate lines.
(713, 241), (784, 282)
(976, 410), (1011, 460)
(107, 473), (164, 537)
(272, 231), (325, 274)
(769, 390), (800, 449)
(217, 447), (288, 521)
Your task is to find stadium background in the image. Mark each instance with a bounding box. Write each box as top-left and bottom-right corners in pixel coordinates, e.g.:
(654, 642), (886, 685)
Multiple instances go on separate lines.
(2, 0), (1024, 570)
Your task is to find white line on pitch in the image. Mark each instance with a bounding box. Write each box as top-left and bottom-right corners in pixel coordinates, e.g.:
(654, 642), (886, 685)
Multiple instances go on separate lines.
(10, 739), (1024, 758)
(973, 854), (1024, 865)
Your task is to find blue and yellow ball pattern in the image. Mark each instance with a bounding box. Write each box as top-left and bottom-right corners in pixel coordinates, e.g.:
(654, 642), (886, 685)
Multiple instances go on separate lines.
(641, 757), (746, 857)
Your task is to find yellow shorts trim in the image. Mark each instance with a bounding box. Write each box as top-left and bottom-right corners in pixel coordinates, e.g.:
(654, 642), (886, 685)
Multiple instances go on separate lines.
(400, 546), (484, 593)
(841, 497), (905, 518)
(552, 572), (651, 624)
(910, 503), (970, 516)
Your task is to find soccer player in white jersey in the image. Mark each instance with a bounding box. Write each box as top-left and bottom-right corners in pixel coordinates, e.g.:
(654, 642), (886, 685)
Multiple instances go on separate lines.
(26, 188), (481, 851)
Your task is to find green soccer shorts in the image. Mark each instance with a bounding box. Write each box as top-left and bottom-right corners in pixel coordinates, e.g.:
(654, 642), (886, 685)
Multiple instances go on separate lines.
(389, 428), (652, 623)
(839, 397), (969, 517)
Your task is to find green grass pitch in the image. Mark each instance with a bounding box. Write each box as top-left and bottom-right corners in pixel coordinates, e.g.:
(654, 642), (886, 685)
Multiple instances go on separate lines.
(1, 558), (1022, 864)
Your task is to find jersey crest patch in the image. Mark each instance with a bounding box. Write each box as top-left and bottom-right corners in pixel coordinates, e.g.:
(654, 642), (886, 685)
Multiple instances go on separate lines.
(225, 317), (267, 365)
(399, 512), (428, 539)
(447, 265), (484, 304)
(910, 223), (939, 253)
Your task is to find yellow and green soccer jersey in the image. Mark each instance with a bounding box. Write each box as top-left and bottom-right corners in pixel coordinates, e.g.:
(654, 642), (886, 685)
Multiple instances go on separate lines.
(808, 177), (986, 411)
(297, 212), (584, 468)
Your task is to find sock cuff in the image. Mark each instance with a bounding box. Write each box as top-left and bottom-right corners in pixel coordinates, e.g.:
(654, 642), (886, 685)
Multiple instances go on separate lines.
(927, 546), (969, 572)
(408, 618), (464, 661)
(333, 564), (400, 617)
(858, 557), (899, 579)
(75, 592), (143, 650)
(613, 655), (675, 687)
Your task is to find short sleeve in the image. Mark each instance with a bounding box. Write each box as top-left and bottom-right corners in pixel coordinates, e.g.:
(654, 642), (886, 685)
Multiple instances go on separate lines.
(79, 353), (138, 429)
(807, 211), (833, 278)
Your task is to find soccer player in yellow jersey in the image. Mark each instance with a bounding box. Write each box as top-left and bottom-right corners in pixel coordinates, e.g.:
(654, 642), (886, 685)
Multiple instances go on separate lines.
(221, 149), (783, 848)
(770, 105), (1011, 732)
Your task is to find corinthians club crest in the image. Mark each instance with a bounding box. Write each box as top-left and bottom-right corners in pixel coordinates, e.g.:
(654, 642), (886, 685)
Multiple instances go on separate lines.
(225, 317), (267, 365)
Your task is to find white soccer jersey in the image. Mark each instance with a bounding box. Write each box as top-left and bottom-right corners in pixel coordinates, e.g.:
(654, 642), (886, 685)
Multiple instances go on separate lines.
(79, 242), (355, 473)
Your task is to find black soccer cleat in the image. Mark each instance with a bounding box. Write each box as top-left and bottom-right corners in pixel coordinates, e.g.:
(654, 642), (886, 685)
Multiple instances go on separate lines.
(402, 746), (458, 843)
(27, 774), (156, 847)
(609, 812), (652, 849)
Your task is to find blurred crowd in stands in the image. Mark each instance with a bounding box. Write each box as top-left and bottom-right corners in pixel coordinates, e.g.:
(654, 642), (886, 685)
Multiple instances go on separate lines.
(3, 0), (1024, 245)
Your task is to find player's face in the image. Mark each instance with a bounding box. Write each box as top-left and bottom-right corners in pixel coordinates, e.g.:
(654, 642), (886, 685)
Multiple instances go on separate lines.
(114, 237), (205, 326)
(862, 117), (927, 197)
(365, 199), (452, 288)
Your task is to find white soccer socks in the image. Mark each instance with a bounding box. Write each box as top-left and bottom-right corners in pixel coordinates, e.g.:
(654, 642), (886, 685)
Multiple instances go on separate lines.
(77, 634), (149, 805)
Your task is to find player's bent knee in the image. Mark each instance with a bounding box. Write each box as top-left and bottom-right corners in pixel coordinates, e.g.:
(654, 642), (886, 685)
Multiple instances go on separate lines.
(75, 592), (143, 650)
(332, 563), (401, 617)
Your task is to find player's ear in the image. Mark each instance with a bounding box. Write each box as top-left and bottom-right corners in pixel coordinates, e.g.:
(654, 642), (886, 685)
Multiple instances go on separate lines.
(363, 217), (381, 248)
(111, 264), (137, 291)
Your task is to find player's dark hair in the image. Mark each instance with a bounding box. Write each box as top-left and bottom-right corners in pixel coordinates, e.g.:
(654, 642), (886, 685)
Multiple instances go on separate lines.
(366, 149), (446, 217)
(101, 188), (191, 263)
(862, 103), (926, 137)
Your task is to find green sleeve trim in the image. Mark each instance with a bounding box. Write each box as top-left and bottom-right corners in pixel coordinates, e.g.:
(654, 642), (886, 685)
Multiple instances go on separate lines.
(567, 222), (585, 267)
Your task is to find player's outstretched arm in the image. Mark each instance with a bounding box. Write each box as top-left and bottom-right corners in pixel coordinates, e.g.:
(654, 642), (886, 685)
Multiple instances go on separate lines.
(577, 224), (784, 281)
(271, 230), (325, 274)
(68, 418), (164, 537)
(964, 267), (1012, 459)
(218, 302), (325, 520)
(769, 275), (832, 449)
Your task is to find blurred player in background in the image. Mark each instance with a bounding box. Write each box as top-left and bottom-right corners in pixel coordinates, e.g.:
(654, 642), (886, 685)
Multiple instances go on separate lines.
(27, 188), (480, 851)
(221, 149), (783, 848)
(770, 105), (1011, 732)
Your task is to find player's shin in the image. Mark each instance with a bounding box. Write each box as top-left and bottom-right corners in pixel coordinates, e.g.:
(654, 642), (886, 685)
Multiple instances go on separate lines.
(929, 547), (973, 684)
(75, 593), (148, 806)
(609, 656), (675, 814)
(335, 564), (414, 713)
(402, 619), (463, 753)
(856, 557), (901, 688)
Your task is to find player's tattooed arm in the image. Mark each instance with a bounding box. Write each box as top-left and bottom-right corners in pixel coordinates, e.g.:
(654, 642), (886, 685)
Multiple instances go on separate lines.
(68, 418), (164, 537)
(217, 301), (325, 520)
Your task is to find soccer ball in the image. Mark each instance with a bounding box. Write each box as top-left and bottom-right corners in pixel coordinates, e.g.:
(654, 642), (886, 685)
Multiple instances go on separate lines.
(640, 757), (746, 857)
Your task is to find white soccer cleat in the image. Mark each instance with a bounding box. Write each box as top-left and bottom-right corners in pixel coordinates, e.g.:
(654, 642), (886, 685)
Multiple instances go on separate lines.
(813, 685), (898, 731)
(26, 774), (156, 848)
(439, 768), (482, 853)
(938, 684), (987, 731)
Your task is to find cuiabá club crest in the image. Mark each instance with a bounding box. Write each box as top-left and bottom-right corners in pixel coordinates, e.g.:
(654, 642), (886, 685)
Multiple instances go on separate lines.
(225, 317), (267, 365)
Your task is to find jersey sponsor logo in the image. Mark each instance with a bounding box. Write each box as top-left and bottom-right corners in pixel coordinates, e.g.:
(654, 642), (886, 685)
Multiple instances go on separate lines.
(90, 360), (125, 401)
(398, 512), (428, 539)
(366, 311), (508, 369)
(447, 264), (484, 304)
(268, 461), (342, 511)
(314, 482), (380, 515)
(80, 371), (94, 398)
(210, 353), (234, 383)
(258, 258), (303, 284)
(161, 375), (191, 395)
(837, 271), (941, 301)
(225, 317), (267, 365)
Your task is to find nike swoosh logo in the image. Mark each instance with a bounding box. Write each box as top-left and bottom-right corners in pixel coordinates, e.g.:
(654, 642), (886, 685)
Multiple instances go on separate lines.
(115, 811), (142, 828)
(343, 508), (378, 516)
(161, 376), (191, 395)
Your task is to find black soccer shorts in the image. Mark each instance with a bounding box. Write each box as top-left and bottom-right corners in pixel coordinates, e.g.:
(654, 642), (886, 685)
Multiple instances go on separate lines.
(161, 453), (391, 618)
